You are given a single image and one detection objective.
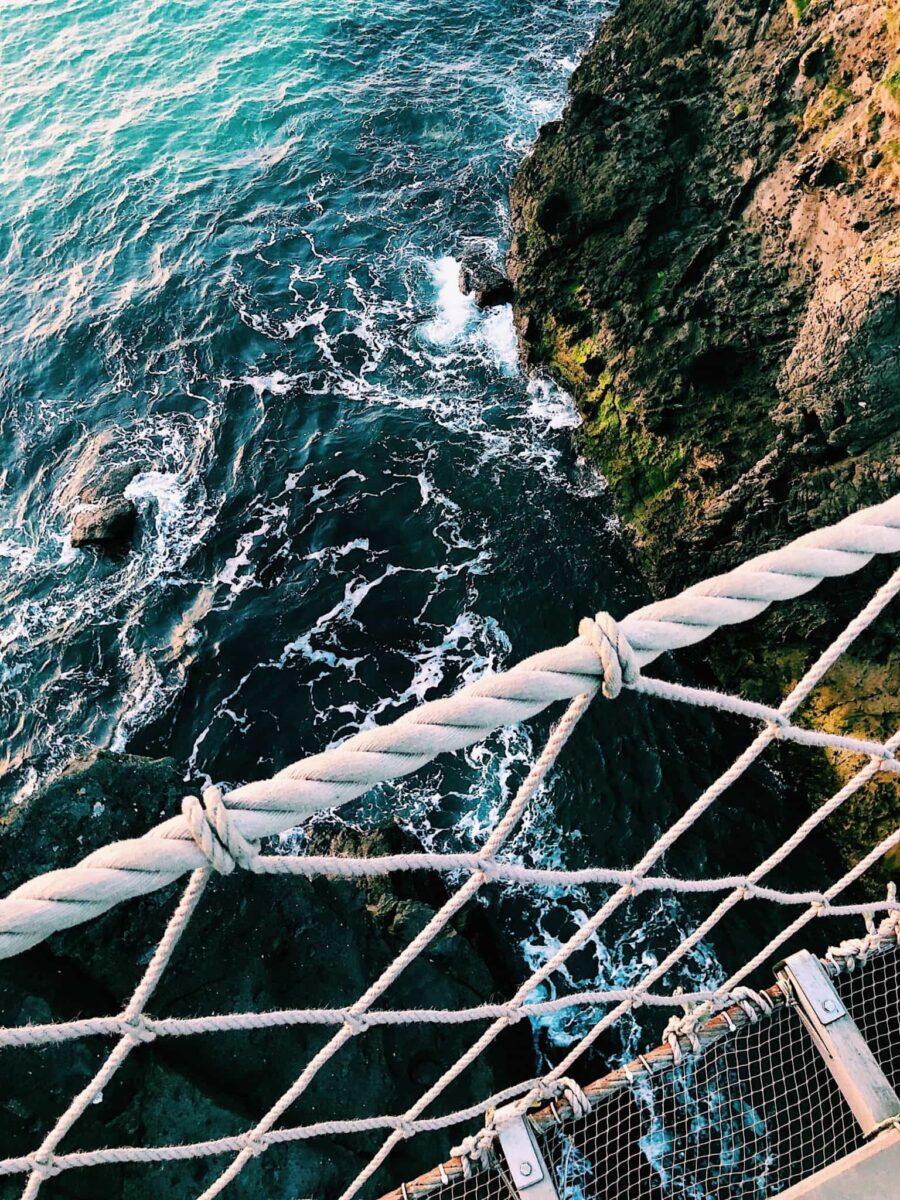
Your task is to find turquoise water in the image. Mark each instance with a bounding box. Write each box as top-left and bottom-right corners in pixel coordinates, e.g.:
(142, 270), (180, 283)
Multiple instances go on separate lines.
(2, 0), (618, 796)
(0, 2), (825, 1191)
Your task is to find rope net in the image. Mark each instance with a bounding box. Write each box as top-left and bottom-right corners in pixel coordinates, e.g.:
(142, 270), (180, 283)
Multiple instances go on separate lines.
(404, 942), (900, 1200)
(0, 495), (898, 1200)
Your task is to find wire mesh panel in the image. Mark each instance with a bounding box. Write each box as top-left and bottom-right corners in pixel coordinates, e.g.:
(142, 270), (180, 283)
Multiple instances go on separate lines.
(411, 1165), (518, 1200)
(835, 946), (900, 1092)
(534, 1005), (863, 1200)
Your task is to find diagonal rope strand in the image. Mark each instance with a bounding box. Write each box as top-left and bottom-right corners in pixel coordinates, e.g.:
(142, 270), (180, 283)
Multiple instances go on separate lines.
(333, 563), (900, 1200)
(2, 495), (898, 959)
(192, 692), (594, 1200)
(18, 868), (210, 1198)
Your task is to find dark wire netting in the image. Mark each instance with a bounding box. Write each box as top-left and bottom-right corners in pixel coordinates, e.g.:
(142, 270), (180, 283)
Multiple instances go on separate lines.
(835, 946), (900, 1093)
(535, 1004), (862, 1199)
(415, 972), (895, 1200)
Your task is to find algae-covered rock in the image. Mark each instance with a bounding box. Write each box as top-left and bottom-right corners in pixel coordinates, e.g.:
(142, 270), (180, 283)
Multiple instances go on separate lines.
(509, 0), (899, 881)
(0, 754), (528, 1198)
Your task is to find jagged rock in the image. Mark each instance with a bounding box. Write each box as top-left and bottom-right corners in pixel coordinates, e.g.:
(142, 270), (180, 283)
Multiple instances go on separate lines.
(64, 443), (144, 550)
(508, 0), (899, 880)
(70, 462), (142, 549)
(458, 254), (513, 308)
(0, 753), (529, 1199)
(70, 496), (137, 548)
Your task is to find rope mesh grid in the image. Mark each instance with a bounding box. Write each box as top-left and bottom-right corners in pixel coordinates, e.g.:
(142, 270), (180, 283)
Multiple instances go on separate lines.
(535, 996), (866, 1200)
(0, 495), (898, 1199)
(401, 948), (900, 1200)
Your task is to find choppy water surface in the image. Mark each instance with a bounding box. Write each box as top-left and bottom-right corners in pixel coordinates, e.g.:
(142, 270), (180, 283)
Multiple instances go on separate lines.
(0, 0), (825, 1106)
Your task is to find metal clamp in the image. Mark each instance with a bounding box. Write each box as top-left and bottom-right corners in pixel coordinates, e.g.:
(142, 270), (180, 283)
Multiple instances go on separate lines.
(777, 949), (900, 1137)
(493, 1104), (560, 1200)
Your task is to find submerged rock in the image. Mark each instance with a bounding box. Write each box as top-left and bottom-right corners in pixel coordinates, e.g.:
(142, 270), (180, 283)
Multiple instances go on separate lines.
(70, 495), (137, 548)
(509, 0), (899, 880)
(458, 253), (513, 308)
(0, 752), (529, 1198)
(63, 442), (144, 551)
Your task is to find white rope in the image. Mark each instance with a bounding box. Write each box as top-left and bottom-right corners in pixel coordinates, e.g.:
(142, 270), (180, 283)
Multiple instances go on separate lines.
(2, 494), (899, 959)
(1, 495), (899, 1200)
(192, 690), (595, 1200)
(332, 561), (900, 1199)
(18, 869), (210, 1198)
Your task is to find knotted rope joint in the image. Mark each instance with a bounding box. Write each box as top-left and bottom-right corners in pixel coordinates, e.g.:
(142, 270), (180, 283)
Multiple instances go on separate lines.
(183, 787), (261, 875)
(579, 611), (639, 699)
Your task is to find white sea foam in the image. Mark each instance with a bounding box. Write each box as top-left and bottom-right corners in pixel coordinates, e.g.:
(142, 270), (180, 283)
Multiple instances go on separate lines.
(420, 255), (477, 346)
(477, 304), (519, 372)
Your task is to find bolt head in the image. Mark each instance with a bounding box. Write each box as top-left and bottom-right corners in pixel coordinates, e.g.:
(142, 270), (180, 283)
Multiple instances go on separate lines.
(519, 1162), (533, 1178)
(822, 999), (836, 1013)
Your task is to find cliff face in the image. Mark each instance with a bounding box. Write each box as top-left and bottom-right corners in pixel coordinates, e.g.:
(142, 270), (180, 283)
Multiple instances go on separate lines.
(509, 0), (900, 877)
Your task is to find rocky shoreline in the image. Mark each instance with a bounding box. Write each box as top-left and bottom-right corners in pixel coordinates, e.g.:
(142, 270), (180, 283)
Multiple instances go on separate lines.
(509, 0), (900, 884)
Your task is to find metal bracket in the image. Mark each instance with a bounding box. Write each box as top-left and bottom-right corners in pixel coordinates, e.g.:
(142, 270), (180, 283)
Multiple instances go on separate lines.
(777, 949), (900, 1137)
(493, 1104), (560, 1200)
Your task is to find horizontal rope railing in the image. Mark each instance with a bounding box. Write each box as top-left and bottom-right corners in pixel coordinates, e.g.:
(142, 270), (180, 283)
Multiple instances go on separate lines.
(2, 494), (899, 1200)
(139, 849), (900, 903)
(0, 1075), (544, 1181)
(4, 898), (899, 1052)
(2, 494), (899, 960)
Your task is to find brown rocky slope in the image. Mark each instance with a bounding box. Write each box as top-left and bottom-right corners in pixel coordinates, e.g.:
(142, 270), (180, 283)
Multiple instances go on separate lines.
(509, 0), (899, 879)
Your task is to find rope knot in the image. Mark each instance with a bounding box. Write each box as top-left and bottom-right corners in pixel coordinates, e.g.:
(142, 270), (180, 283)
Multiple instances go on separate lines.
(731, 986), (774, 1024)
(30, 1154), (61, 1181)
(535, 1076), (591, 1119)
(120, 1014), (156, 1044)
(182, 786), (260, 875)
(451, 1123), (495, 1177)
(344, 1011), (370, 1036)
(244, 1135), (268, 1159)
(579, 612), (639, 699)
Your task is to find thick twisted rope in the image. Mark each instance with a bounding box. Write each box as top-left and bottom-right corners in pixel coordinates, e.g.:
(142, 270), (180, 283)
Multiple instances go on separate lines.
(331, 560), (900, 1200)
(2, 495), (899, 960)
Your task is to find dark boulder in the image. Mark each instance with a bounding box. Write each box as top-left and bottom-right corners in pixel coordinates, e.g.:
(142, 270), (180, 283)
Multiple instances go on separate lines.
(70, 496), (137, 549)
(0, 753), (530, 1199)
(68, 460), (142, 550)
(458, 254), (513, 309)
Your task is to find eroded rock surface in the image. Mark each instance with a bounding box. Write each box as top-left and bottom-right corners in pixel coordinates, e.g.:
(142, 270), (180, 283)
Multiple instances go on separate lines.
(509, 0), (899, 877)
(459, 253), (514, 308)
(69, 461), (141, 550)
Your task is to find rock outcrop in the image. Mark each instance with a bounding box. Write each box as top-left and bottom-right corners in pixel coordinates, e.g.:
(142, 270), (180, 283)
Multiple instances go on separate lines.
(459, 252), (514, 308)
(509, 0), (899, 879)
(59, 434), (143, 551)
(69, 462), (140, 550)
(0, 754), (528, 1198)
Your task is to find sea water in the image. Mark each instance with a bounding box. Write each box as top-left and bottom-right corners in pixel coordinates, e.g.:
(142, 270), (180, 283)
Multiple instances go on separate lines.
(1, 0), (817, 1103)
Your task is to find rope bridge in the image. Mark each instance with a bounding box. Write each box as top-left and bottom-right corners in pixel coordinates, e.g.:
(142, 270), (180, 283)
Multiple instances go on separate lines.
(1, 494), (899, 1199)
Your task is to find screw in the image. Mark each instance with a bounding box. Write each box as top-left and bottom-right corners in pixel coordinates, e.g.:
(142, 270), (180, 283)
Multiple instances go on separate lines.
(519, 1162), (533, 1178)
(822, 999), (837, 1014)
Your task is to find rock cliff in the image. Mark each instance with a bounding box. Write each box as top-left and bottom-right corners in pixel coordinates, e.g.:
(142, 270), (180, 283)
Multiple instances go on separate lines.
(510, 0), (899, 879)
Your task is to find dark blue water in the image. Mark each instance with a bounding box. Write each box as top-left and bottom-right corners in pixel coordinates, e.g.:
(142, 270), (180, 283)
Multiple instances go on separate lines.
(0, 0), (833, 1116)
